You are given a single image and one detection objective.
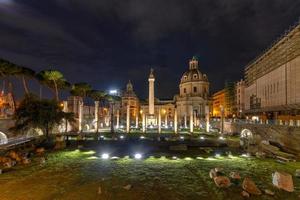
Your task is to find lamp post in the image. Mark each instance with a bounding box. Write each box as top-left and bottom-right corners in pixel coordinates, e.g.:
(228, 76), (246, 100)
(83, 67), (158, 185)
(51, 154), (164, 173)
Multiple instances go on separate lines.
(220, 105), (224, 134)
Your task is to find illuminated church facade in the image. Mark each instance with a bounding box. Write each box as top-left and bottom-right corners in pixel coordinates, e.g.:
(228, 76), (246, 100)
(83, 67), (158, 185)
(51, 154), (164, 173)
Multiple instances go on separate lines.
(121, 56), (211, 133)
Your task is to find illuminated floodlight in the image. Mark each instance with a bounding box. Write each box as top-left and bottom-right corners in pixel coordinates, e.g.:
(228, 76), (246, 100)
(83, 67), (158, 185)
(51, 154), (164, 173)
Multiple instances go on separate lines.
(119, 135), (124, 139)
(109, 90), (117, 95)
(200, 136), (205, 140)
(101, 153), (110, 159)
(100, 135), (105, 139)
(140, 136), (145, 139)
(134, 153), (142, 159)
(180, 136), (184, 140)
(172, 156), (178, 160)
(120, 125), (124, 128)
(241, 153), (250, 158)
(149, 125), (154, 129)
(218, 136), (225, 140)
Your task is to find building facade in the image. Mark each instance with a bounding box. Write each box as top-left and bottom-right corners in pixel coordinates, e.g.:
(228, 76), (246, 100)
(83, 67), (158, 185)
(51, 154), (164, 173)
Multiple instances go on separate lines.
(212, 89), (225, 117)
(235, 79), (245, 117)
(244, 22), (300, 124)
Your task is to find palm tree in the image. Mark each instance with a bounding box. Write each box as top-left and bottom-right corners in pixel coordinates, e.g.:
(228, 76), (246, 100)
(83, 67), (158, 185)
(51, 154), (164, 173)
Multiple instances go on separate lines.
(70, 82), (92, 99)
(71, 82), (92, 115)
(11, 94), (75, 139)
(37, 70), (66, 101)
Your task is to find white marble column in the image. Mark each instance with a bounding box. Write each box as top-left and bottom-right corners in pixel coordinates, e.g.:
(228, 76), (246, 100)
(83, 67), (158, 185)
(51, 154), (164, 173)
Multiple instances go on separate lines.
(174, 107), (178, 134)
(94, 101), (99, 132)
(136, 113), (139, 128)
(205, 105), (210, 132)
(126, 104), (130, 133)
(165, 114), (168, 127)
(116, 109), (120, 129)
(78, 101), (83, 132)
(189, 106), (193, 133)
(184, 114), (187, 128)
(63, 101), (68, 112)
(158, 108), (161, 134)
(142, 112), (146, 133)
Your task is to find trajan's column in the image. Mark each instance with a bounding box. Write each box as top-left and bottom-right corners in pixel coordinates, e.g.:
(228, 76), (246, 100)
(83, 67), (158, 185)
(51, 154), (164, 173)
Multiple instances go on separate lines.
(148, 68), (155, 115)
(147, 68), (156, 126)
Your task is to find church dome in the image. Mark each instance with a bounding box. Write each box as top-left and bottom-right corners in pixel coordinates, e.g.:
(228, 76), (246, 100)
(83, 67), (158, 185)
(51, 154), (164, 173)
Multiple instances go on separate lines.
(180, 56), (208, 83)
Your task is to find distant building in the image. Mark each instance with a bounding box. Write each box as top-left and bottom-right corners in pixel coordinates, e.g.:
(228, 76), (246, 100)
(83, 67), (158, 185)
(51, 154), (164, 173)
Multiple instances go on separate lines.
(244, 22), (300, 124)
(121, 80), (140, 126)
(235, 79), (246, 117)
(212, 89), (225, 117)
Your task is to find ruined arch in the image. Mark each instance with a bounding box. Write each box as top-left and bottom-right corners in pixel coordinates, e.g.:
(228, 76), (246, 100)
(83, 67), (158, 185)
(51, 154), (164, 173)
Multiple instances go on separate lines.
(241, 129), (253, 139)
(0, 131), (8, 145)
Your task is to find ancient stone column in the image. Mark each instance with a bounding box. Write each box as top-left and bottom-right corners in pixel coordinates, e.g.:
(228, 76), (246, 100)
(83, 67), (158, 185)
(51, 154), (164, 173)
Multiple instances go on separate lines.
(189, 106), (193, 133)
(158, 108), (161, 134)
(136, 113), (139, 128)
(148, 69), (155, 115)
(174, 107), (178, 134)
(116, 109), (120, 129)
(63, 101), (68, 112)
(205, 105), (210, 133)
(165, 114), (168, 127)
(184, 114), (187, 128)
(78, 101), (83, 132)
(142, 112), (146, 133)
(94, 101), (99, 132)
(220, 105), (224, 134)
(126, 104), (130, 133)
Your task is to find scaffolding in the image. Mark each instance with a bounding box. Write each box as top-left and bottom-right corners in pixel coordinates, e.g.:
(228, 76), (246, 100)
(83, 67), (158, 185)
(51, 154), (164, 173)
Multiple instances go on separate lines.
(245, 20), (300, 86)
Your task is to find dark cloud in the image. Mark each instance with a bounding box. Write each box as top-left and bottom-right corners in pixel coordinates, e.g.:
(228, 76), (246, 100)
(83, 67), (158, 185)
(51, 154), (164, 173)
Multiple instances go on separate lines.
(0, 0), (300, 99)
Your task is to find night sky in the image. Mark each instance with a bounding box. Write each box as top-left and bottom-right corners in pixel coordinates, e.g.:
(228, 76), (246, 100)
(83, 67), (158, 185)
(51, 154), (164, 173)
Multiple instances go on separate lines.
(1, 0), (300, 99)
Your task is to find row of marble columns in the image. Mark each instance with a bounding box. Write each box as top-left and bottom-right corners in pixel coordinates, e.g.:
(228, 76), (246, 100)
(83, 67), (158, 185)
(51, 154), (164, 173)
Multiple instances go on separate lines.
(66, 100), (210, 133)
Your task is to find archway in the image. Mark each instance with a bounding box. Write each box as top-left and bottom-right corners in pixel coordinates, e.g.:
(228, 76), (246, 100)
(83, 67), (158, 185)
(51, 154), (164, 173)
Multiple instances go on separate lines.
(0, 131), (8, 145)
(240, 129), (254, 150)
(241, 129), (253, 139)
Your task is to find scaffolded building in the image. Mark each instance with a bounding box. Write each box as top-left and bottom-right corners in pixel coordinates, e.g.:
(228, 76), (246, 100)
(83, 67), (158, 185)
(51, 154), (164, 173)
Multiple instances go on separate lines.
(244, 20), (300, 124)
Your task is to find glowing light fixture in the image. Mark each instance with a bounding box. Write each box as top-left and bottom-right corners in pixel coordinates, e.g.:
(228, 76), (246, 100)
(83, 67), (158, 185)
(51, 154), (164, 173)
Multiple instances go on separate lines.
(109, 90), (117, 95)
(119, 135), (124, 139)
(101, 153), (110, 159)
(180, 136), (184, 140)
(134, 153), (142, 159)
(219, 136), (225, 140)
(140, 136), (145, 139)
(200, 136), (205, 140)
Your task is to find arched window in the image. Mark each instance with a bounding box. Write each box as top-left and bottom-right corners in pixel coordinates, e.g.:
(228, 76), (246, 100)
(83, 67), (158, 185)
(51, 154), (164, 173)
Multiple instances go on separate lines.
(183, 88), (186, 93)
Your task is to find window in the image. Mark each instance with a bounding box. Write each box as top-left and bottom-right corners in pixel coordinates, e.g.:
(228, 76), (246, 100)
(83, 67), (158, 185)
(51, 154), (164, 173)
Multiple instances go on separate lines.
(193, 74), (198, 79)
(193, 87), (197, 93)
(184, 76), (187, 80)
(184, 88), (186, 93)
(277, 82), (279, 92)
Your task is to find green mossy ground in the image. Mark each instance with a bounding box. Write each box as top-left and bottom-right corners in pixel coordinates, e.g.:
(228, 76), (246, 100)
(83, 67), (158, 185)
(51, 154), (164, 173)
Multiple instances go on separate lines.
(1, 144), (300, 200)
